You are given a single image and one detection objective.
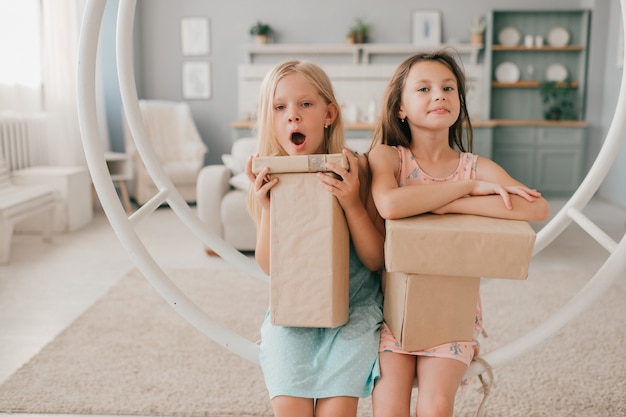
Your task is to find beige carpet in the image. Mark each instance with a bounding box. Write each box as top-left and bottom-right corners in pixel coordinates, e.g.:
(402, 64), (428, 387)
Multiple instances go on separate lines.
(0, 266), (625, 416)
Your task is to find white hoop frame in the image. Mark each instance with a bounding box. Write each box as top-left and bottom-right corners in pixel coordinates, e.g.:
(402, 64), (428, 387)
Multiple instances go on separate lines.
(77, 0), (626, 378)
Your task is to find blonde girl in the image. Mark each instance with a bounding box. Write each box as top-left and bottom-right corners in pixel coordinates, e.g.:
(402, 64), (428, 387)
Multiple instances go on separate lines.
(245, 60), (385, 417)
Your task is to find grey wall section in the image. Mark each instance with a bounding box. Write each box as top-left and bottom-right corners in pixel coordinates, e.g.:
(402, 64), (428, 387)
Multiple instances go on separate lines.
(101, 0), (122, 152)
(100, 0), (624, 208)
(597, 0), (626, 207)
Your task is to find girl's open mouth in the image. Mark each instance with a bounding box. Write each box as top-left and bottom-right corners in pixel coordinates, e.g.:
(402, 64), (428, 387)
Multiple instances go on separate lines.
(291, 131), (306, 145)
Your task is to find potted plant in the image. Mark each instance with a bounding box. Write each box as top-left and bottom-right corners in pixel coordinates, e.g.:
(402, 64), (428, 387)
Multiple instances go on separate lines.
(346, 18), (369, 44)
(469, 16), (486, 45)
(250, 20), (271, 44)
(539, 80), (577, 120)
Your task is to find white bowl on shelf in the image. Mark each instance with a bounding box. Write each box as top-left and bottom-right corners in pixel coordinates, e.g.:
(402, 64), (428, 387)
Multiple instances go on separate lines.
(547, 27), (570, 47)
(498, 26), (521, 46)
(545, 63), (568, 82)
(495, 62), (520, 83)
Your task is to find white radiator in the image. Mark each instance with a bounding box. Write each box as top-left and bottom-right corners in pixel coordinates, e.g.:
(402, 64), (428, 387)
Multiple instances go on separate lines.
(0, 113), (48, 171)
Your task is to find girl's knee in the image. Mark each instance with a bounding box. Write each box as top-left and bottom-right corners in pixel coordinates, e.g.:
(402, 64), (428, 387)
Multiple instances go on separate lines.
(316, 396), (358, 417)
(271, 396), (314, 417)
(416, 395), (455, 417)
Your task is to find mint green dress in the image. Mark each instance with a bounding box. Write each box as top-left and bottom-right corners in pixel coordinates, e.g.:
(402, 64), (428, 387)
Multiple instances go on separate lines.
(259, 242), (383, 399)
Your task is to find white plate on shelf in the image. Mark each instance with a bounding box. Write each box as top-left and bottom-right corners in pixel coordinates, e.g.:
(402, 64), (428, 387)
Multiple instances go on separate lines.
(495, 62), (520, 83)
(498, 26), (521, 46)
(547, 27), (570, 47)
(545, 63), (568, 82)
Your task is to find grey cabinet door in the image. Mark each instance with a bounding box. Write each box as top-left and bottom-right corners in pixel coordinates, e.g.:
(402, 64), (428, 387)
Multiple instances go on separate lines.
(535, 127), (586, 196)
(493, 125), (586, 196)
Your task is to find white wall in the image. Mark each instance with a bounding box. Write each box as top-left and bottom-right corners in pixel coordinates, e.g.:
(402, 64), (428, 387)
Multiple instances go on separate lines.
(101, 0), (624, 207)
(596, 0), (626, 208)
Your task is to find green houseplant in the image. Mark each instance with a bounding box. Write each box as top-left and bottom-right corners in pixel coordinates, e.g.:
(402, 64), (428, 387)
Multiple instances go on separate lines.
(346, 18), (369, 44)
(538, 81), (577, 120)
(250, 21), (271, 44)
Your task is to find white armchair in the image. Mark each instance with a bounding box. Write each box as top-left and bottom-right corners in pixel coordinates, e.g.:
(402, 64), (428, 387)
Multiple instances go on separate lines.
(123, 100), (208, 205)
(197, 137), (258, 253)
(196, 137), (372, 254)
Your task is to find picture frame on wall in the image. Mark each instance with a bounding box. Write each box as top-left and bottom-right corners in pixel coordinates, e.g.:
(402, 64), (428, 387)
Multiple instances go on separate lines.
(181, 17), (210, 56)
(182, 61), (211, 99)
(412, 10), (442, 46)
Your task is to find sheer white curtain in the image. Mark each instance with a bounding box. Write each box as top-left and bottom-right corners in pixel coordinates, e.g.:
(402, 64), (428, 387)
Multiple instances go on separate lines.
(0, 0), (43, 113)
(1, 0), (110, 167)
(41, 0), (87, 166)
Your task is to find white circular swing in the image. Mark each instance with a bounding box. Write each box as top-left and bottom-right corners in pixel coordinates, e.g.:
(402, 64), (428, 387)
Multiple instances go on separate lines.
(77, 0), (626, 379)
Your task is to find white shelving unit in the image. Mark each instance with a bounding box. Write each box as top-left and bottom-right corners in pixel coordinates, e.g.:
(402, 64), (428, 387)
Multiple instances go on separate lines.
(360, 43), (482, 64)
(243, 44), (361, 64)
(243, 43), (483, 65)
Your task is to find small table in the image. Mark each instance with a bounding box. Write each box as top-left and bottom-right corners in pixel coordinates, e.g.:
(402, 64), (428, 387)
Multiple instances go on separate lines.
(104, 152), (133, 212)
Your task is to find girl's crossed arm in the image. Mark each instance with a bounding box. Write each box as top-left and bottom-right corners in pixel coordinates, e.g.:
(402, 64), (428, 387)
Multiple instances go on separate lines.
(369, 144), (549, 222)
(433, 157), (550, 221)
(369, 144), (481, 219)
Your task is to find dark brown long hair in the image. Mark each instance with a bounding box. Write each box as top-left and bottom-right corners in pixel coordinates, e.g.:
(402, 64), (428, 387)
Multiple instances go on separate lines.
(371, 49), (473, 153)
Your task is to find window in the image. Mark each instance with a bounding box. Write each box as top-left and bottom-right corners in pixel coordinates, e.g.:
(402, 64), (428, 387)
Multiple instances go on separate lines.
(0, 0), (42, 88)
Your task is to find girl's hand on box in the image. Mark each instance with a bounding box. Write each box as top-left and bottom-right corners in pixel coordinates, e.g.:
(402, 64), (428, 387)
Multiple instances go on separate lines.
(468, 180), (513, 209)
(472, 157), (544, 210)
(471, 181), (542, 210)
(503, 184), (542, 202)
(317, 149), (361, 212)
(246, 155), (277, 211)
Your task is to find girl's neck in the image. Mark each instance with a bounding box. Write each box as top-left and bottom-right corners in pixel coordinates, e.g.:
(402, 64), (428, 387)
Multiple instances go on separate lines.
(409, 142), (459, 179)
(409, 131), (455, 162)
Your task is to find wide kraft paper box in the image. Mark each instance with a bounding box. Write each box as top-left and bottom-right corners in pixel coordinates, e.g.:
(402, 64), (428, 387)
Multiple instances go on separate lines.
(253, 154), (350, 328)
(385, 214), (536, 280)
(383, 271), (480, 352)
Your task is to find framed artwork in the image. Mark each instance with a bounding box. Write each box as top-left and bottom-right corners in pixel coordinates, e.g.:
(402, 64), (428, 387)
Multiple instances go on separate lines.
(181, 17), (210, 56)
(412, 10), (442, 46)
(182, 61), (211, 99)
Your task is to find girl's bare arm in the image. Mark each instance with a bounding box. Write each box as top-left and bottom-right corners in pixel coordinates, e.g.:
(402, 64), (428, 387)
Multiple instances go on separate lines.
(246, 157), (277, 274)
(318, 150), (385, 271)
(433, 194), (549, 221)
(369, 144), (478, 219)
(369, 145), (549, 222)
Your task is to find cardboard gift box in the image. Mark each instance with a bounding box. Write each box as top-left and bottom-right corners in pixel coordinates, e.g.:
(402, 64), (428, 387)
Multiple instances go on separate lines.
(384, 214), (536, 280)
(252, 154), (349, 328)
(383, 271), (480, 352)
(252, 153), (349, 173)
(382, 213), (536, 351)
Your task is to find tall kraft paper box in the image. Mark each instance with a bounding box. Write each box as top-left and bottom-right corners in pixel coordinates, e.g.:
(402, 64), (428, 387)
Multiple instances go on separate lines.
(252, 154), (350, 328)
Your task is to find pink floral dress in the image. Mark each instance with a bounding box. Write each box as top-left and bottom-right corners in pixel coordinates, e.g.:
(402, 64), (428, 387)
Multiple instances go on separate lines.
(379, 146), (484, 368)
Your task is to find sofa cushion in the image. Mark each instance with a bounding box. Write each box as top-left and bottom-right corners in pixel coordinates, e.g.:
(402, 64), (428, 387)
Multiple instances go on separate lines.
(223, 137), (258, 175)
(229, 172), (250, 191)
(221, 154), (238, 174)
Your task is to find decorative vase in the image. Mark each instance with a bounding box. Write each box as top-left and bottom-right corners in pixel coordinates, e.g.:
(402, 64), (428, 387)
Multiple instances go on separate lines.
(254, 34), (269, 44)
(471, 32), (484, 45)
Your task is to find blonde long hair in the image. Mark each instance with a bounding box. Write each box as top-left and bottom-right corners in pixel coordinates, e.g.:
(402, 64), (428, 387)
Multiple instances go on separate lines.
(248, 60), (345, 220)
